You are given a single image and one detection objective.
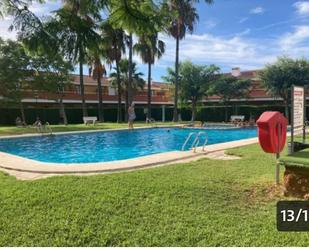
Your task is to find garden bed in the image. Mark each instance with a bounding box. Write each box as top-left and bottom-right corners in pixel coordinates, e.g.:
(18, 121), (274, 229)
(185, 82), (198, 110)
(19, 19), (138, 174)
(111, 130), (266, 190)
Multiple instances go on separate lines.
(279, 148), (309, 198)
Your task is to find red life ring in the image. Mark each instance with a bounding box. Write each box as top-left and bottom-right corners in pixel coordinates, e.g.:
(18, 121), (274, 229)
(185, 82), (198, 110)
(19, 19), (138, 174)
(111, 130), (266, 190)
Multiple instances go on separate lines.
(256, 112), (288, 153)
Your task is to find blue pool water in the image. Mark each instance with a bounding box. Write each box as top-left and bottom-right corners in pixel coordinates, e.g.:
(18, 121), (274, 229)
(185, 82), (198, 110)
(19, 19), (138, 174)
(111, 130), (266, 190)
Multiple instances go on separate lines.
(0, 127), (257, 163)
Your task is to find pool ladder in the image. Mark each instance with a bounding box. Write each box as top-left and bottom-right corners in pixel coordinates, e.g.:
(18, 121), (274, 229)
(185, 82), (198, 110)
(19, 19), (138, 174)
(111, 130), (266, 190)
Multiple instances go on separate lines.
(182, 131), (208, 152)
(37, 122), (53, 136)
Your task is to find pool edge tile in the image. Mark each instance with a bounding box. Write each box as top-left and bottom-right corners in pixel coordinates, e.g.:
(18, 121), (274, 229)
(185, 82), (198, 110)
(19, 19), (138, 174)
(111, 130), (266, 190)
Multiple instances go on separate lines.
(0, 137), (258, 178)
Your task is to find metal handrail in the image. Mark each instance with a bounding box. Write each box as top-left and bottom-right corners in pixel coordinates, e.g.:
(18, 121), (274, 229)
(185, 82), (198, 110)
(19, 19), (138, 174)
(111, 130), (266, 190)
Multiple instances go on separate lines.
(192, 131), (208, 152)
(182, 131), (208, 152)
(191, 134), (201, 151)
(182, 132), (196, 151)
(202, 132), (208, 151)
(36, 122), (53, 135)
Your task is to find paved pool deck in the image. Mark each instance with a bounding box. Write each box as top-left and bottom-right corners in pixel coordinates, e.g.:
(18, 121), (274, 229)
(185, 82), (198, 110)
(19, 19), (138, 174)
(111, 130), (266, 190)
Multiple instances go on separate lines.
(0, 126), (258, 180)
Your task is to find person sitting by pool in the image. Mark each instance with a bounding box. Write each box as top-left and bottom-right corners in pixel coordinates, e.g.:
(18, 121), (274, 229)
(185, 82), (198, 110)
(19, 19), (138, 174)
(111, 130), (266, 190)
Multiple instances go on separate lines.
(128, 103), (136, 129)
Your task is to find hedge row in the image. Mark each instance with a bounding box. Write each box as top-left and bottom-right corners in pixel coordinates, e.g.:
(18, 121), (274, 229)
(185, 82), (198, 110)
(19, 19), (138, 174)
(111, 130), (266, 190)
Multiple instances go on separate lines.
(0, 105), (298, 125)
(0, 105), (296, 125)
(0, 107), (173, 125)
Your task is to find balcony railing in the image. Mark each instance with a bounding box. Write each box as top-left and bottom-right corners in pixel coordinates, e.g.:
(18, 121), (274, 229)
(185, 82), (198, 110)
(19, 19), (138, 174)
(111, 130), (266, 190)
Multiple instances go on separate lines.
(21, 90), (172, 103)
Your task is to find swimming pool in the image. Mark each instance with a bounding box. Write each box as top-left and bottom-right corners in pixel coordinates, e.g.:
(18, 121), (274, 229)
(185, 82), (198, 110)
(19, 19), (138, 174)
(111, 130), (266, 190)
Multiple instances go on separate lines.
(0, 127), (257, 164)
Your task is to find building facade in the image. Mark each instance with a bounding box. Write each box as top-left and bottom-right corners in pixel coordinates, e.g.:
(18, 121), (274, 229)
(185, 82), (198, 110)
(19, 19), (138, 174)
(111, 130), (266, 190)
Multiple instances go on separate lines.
(21, 68), (280, 107)
(0, 68), (299, 124)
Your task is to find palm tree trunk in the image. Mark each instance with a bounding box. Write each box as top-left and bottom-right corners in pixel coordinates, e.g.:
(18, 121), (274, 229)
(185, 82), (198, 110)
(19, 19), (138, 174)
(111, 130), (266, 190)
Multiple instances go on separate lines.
(173, 34), (180, 122)
(285, 100), (289, 123)
(20, 101), (26, 124)
(97, 76), (104, 122)
(116, 59), (122, 123)
(59, 96), (68, 125)
(224, 104), (228, 122)
(128, 33), (133, 106)
(147, 62), (152, 120)
(191, 99), (196, 122)
(79, 60), (88, 117)
(125, 89), (129, 122)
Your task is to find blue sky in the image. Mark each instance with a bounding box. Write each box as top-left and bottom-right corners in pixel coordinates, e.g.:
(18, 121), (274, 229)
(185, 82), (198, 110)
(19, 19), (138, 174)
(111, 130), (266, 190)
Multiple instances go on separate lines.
(1, 0), (309, 81)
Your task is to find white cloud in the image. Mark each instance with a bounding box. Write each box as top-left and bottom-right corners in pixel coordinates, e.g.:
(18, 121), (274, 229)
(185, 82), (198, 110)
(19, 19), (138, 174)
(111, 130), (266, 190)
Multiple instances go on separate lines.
(239, 17), (249, 23)
(0, 0), (61, 40)
(29, 0), (61, 16)
(236, 28), (251, 36)
(0, 20), (16, 40)
(180, 35), (256, 62)
(279, 25), (309, 51)
(3, 16), (13, 21)
(157, 33), (273, 71)
(294, 1), (309, 16)
(255, 19), (295, 31)
(250, 6), (265, 15)
(155, 25), (309, 73)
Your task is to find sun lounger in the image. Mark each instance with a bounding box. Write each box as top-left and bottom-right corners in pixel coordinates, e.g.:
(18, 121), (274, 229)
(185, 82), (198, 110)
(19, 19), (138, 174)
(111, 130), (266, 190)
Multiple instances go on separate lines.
(83, 116), (97, 125)
(230, 115), (245, 122)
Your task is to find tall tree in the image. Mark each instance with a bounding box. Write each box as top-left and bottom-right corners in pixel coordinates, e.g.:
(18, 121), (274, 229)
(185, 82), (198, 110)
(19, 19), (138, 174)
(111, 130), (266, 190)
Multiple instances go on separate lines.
(19, 1), (102, 121)
(165, 0), (213, 122)
(88, 53), (107, 122)
(49, 2), (101, 117)
(208, 75), (251, 122)
(0, 39), (32, 124)
(100, 21), (127, 123)
(260, 56), (309, 121)
(0, 39), (73, 125)
(134, 33), (165, 121)
(109, 59), (145, 121)
(30, 53), (73, 125)
(178, 61), (219, 121)
(108, 0), (161, 109)
(21, 14), (75, 125)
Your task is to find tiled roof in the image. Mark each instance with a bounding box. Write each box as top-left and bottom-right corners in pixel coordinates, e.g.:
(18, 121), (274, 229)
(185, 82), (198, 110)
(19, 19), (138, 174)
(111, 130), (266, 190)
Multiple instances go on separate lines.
(70, 74), (170, 89)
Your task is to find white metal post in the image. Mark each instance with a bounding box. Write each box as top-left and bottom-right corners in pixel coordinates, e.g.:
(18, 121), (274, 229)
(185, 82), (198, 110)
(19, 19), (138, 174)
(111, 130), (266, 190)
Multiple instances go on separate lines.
(276, 123), (281, 185)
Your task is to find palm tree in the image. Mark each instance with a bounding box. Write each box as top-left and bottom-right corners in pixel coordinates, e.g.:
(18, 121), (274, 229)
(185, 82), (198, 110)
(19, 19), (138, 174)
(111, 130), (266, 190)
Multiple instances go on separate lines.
(100, 21), (127, 123)
(88, 54), (107, 122)
(1, 0), (44, 39)
(61, 0), (105, 20)
(166, 0), (213, 121)
(108, 0), (159, 109)
(53, 1), (101, 117)
(109, 59), (145, 121)
(134, 34), (165, 121)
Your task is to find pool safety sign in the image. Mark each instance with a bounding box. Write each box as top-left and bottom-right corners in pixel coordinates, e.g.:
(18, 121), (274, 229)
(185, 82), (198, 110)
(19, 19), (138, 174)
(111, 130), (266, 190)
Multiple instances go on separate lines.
(291, 85), (306, 153)
(292, 86), (305, 134)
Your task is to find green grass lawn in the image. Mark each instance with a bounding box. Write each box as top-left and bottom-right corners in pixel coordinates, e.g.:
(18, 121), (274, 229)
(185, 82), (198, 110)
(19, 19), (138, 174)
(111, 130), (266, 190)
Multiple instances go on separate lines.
(0, 122), (181, 136)
(1, 143), (309, 246)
